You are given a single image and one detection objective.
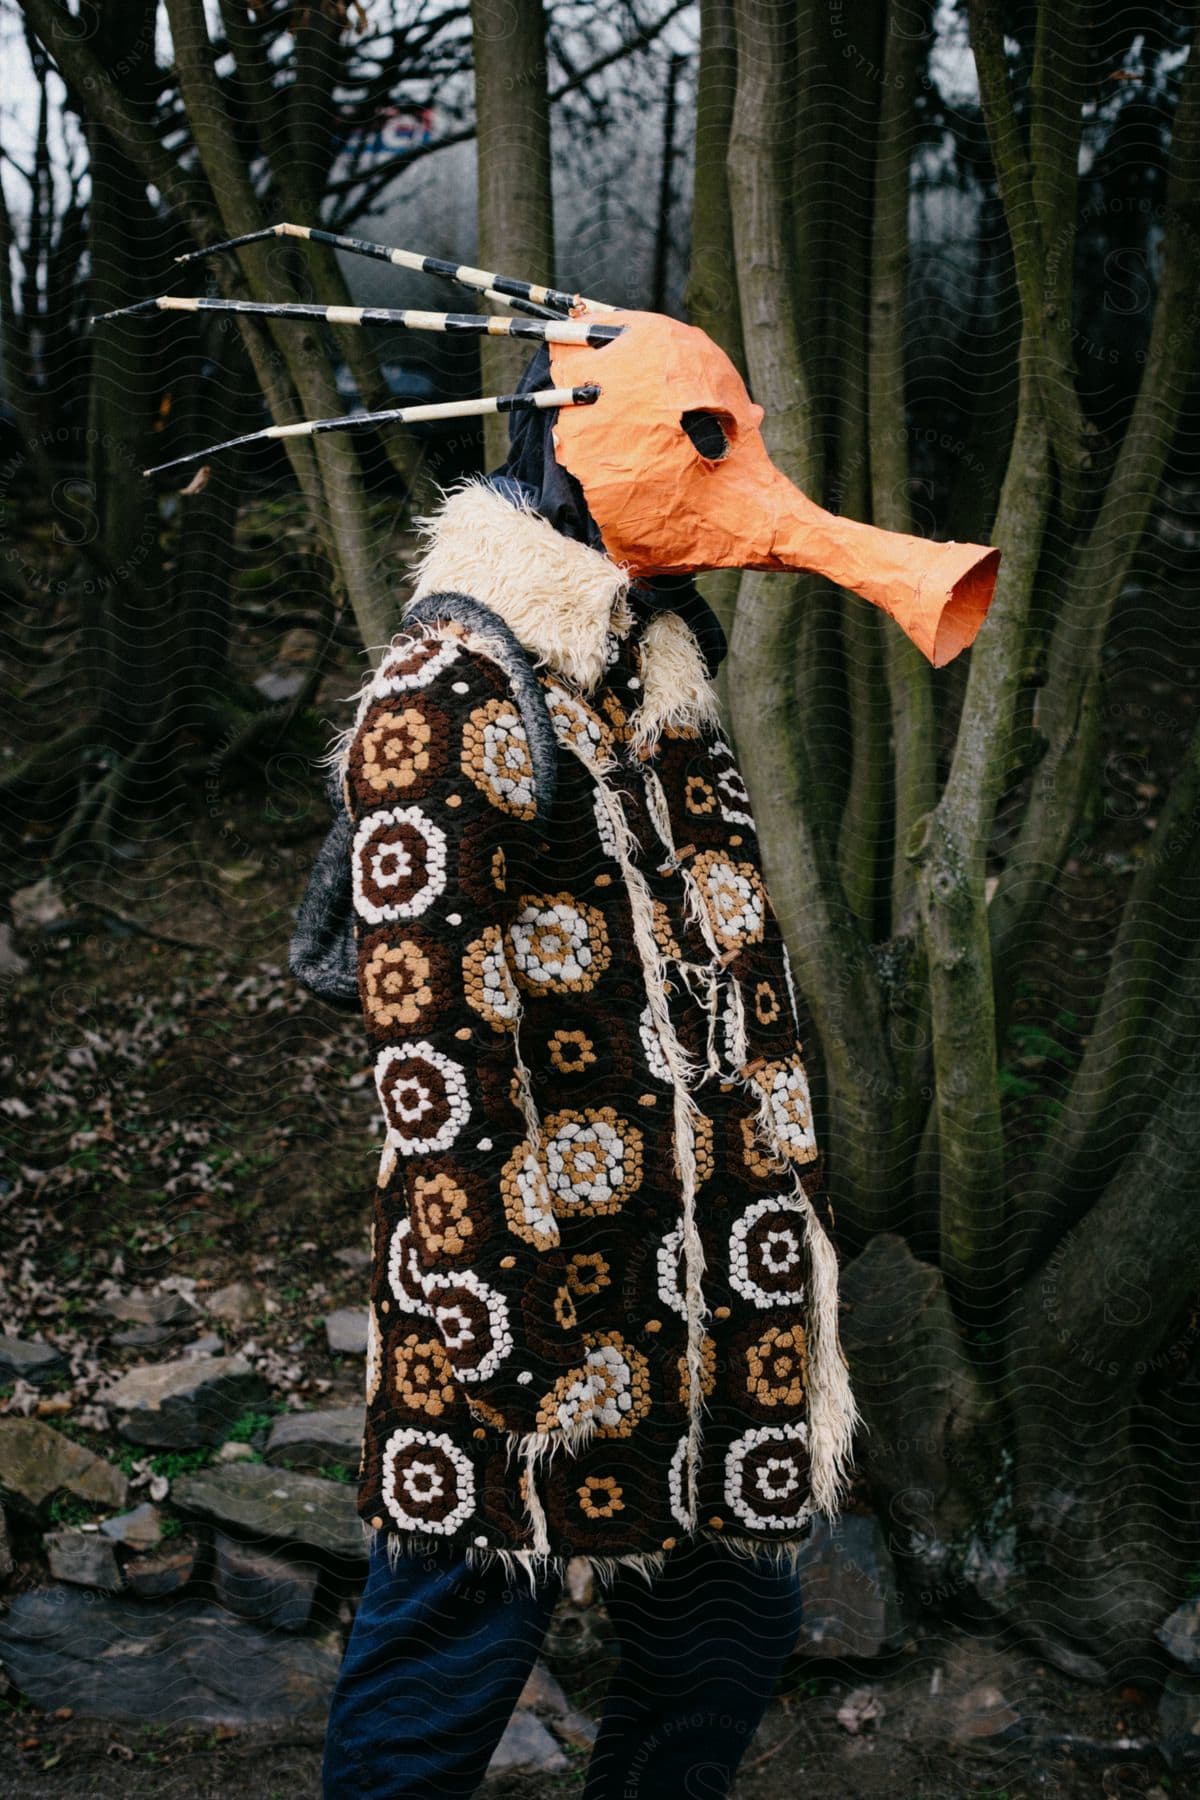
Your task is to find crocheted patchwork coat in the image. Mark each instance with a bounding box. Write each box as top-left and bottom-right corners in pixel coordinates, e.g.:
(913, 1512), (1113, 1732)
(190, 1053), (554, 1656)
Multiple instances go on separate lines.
(316, 480), (861, 1589)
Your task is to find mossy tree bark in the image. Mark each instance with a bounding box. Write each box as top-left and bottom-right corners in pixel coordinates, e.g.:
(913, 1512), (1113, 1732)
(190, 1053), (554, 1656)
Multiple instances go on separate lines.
(725, 0), (1200, 1667)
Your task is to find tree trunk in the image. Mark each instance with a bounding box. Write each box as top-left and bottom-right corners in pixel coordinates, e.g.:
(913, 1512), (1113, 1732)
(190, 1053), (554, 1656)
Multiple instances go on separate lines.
(685, 0), (745, 725)
(81, 0), (168, 755)
(470, 0), (555, 471)
(729, 0), (900, 1228)
(1008, 1054), (1200, 1666)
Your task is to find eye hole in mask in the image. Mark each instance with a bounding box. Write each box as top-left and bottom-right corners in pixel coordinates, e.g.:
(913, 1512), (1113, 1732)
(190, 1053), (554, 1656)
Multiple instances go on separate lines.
(681, 409), (733, 462)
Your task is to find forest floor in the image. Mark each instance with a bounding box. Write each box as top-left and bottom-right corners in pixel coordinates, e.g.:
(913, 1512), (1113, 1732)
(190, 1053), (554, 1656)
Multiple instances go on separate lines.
(2, 1615), (1195, 1798)
(3, 522), (1200, 1797)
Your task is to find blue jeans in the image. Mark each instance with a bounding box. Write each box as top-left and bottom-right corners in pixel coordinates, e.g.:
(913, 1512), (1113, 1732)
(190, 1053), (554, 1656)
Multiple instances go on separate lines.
(322, 1535), (805, 1799)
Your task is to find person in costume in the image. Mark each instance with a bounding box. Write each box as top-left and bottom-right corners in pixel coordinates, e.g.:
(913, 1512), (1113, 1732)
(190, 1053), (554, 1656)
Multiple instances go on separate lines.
(102, 228), (999, 1798)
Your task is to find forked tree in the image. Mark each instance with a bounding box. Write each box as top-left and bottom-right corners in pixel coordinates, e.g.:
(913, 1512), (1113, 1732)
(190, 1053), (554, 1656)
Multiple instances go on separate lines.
(717, 0), (1200, 1672)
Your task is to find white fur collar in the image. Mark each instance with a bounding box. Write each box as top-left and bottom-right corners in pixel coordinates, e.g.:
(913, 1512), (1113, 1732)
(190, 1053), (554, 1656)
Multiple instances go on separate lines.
(407, 481), (722, 751)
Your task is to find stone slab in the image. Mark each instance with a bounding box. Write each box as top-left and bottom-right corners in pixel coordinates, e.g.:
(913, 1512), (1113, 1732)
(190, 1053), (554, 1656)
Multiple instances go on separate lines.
(173, 1462), (366, 1562)
(0, 1587), (340, 1725)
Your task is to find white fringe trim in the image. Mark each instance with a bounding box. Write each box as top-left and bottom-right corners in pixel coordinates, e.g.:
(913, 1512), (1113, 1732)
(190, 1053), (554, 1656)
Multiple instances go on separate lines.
(640, 766), (862, 1520)
(565, 735), (712, 1533)
(625, 610), (724, 759)
(368, 1520), (816, 1598)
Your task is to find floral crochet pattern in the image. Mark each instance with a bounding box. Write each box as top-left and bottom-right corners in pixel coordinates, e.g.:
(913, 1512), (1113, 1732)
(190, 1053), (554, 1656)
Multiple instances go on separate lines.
(542, 1107), (645, 1217)
(330, 585), (856, 1586)
(729, 1195), (810, 1308)
(353, 703), (435, 800)
(691, 851), (769, 953)
(461, 696), (538, 818)
(352, 806), (448, 926)
(508, 894), (611, 994)
(359, 932), (438, 1034)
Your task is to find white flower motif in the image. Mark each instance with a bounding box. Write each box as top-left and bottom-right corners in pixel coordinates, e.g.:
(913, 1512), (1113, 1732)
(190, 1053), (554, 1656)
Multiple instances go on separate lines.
(714, 764), (755, 828)
(593, 786), (619, 858)
(668, 1434), (692, 1527)
(639, 1001), (673, 1081)
(375, 1041), (471, 1157)
(381, 1427), (476, 1535)
(725, 1423), (813, 1531)
(545, 1113), (631, 1213)
(509, 898), (603, 989)
(352, 806), (448, 926)
(387, 1216), (433, 1314)
(423, 1269), (513, 1384)
(504, 1143), (559, 1245)
(756, 1056), (819, 1163)
(655, 1224), (688, 1318)
(480, 704), (535, 811)
(465, 930), (521, 1027)
(374, 635), (461, 697)
(729, 1195), (808, 1308)
(544, 684), (610, 762)
(550, 1341), (636, 1432)
(694, 852), (766, 951)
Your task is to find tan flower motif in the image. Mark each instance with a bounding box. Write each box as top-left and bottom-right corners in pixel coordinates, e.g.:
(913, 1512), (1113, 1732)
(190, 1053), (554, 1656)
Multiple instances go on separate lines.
(691, 851), (768, 953)
(394, 1333), (459, 1416)
(409, 1171), (476, 1259)
(362, 937), (433, 1033)
(508, 894), (612, 995)
(739, 1112), (790, 1178)
(467, 1394), (509, 1431)
(366, 1304), (382, 1404)
(461, 697), (537, 818)
(599, 690), (631, 740)
(359, 705), (434, 797)
(463, 925), (521, 1030)
(567, 1251), (611, 1298)
(678, 1333), (718, 1405)
(578, 1474), (625, 1519)
(552, 1281), (579, 1334)
(746, 1324), (808, 1407)
(537, 1331), (651, 1438)
(684, 773), (718, 815)
(693, 1113), (715, 1184)
(752, 979), (782, 1027)
(549, 1028), (598, 1075)
(543, 1107), (644, 1217)
(651, 898), (683, 960)
(500, 1140), (561, 1249)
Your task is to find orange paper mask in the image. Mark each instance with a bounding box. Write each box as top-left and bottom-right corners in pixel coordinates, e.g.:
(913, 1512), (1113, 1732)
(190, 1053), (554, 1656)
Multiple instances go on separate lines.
(549, 309), (999, 667)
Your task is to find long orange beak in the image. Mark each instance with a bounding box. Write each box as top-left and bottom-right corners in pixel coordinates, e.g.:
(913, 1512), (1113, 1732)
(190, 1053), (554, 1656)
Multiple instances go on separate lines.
(743, 466), (1000, 667)
(549, 309), (1001, 668)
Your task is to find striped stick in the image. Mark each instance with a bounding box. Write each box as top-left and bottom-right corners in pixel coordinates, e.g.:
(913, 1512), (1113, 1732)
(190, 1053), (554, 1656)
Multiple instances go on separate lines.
(142, 383), (601, 478)
(481, 287), (561, 319)
(173, 222), (615, 316)
(91, 295), (624, 347)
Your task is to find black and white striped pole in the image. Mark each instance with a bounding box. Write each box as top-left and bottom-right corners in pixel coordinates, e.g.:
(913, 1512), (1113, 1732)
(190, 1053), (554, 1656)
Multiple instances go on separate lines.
(142, 383), (602, 479)
(173, 221), (614, 317)
(92, 295), (624, 347)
